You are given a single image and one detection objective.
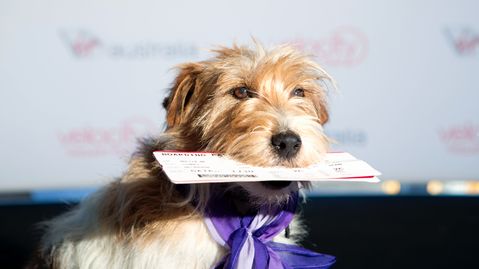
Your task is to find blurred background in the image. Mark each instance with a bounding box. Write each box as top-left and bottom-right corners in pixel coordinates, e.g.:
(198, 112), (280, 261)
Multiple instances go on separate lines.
(0, 0), (478, 268)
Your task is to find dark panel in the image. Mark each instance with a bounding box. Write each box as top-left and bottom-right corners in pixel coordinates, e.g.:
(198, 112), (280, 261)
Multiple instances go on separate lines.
(301, 196), (479, 269)
(1, 197), (479, 269)
(0, 203), (74, 269)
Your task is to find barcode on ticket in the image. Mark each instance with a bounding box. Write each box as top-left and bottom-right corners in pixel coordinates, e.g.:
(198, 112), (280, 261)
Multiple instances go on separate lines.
(198, 174), (257, 178)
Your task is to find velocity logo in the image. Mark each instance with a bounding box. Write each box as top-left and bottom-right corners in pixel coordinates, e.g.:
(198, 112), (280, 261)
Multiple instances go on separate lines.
(58, 116), (158, 157)
(288, 27), (369, 67)
(326, 129), (368, 147)
(59, 29), (198, 59)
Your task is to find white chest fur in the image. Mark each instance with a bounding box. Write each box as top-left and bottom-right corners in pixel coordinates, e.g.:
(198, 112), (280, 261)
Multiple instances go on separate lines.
(42, 193), (225, 269)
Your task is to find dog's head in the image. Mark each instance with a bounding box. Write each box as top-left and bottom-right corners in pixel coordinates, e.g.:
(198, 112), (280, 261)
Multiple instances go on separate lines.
(163, 44), (333, 204)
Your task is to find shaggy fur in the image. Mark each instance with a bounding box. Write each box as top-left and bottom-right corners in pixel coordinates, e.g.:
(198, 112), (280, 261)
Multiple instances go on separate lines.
(28, 43), (333, 269)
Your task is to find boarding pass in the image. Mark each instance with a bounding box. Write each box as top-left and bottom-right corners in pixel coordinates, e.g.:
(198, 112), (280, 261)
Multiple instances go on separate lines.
(153, 151), (381, 184)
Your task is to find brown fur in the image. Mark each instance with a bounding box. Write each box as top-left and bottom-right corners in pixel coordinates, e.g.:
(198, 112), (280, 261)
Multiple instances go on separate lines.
(30, 43), (333, 268)
(103, 43), (333, 240)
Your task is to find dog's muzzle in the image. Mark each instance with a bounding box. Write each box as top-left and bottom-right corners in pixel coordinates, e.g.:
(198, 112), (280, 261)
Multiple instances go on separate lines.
(271, 131), (302, 159)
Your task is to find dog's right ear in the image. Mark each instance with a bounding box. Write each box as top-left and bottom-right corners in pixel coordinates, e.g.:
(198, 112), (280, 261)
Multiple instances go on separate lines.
(164, 63), (203, 128)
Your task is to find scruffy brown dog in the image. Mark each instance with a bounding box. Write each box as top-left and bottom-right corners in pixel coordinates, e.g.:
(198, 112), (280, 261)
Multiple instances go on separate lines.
(30, 43), (333, 268)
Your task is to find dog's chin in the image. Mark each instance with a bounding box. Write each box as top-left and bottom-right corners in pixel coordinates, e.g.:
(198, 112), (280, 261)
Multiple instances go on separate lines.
(261, 181), (293, 190)
(235, 181), (300, 206)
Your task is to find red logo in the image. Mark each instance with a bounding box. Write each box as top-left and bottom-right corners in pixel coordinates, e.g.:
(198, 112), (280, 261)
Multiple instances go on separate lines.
(58, 116), (158, 157)
(60, 30), (102, 57)
(444, 28), (479, 55)
(438, 123), (479, 154)
(59, 29), (198, 59)
(288, 27), (368, 67)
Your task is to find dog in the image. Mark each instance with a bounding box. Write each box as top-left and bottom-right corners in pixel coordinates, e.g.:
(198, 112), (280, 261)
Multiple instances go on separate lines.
(28, 43), (333, 269)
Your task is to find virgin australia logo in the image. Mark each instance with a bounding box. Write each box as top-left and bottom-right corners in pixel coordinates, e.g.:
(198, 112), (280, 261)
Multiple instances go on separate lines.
(59, 29), (198, 59)
(60, 30), (101, 57)
(444, 27), (479, 56)
(438, 123), (479, 154)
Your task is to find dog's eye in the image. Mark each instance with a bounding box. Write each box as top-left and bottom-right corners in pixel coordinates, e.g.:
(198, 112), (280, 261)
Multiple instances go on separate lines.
(292, 88), (305, 97)
(232, 87), (251, 99)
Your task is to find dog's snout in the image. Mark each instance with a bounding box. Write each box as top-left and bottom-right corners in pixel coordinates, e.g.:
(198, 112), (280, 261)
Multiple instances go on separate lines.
(271, 131), (302, 159)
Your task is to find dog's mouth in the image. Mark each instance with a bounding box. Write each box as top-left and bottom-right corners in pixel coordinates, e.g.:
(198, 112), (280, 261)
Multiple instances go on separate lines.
(261, 180), (292, 190)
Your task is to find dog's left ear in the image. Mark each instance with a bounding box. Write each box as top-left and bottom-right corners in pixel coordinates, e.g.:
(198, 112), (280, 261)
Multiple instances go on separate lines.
(311, 94), (329, 125)
(164, 63), (203, 128)
(316, 100), (329, 125)
(308, 62), (333, 125)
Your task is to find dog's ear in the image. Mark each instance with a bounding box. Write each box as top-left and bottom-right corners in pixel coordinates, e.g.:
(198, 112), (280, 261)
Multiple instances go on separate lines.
(165, 63), (203, 128)
(308, 62), (334, 125)
(312, 95), (329, 125)
(317, 101), (329, 125)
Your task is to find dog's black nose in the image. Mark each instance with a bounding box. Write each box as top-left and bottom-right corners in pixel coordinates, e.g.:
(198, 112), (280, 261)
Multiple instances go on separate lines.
(271, 131), (302, 159)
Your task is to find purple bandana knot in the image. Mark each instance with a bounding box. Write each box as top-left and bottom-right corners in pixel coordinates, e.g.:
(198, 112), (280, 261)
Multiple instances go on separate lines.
(205, 192), (336, 269)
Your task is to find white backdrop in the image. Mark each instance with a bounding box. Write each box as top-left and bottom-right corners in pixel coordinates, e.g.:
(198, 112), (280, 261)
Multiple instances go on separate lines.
(1, 0), (478, 191)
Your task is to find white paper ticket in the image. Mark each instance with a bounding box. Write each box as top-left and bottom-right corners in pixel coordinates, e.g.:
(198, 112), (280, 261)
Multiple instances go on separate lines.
(153, 151), (381, 184)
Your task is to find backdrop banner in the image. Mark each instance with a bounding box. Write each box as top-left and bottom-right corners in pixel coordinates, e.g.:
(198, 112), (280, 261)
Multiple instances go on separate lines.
(0, 0), (478, 191)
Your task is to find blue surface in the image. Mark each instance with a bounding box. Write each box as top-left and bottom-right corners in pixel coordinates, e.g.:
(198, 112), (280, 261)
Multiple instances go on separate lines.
(0, 188), (97, 205)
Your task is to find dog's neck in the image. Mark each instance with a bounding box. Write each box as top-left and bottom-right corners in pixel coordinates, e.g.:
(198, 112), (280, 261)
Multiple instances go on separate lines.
(229, 189), (257, 215)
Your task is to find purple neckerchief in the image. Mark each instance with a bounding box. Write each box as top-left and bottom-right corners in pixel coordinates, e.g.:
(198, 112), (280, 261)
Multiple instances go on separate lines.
(204, 192), (336, 269)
